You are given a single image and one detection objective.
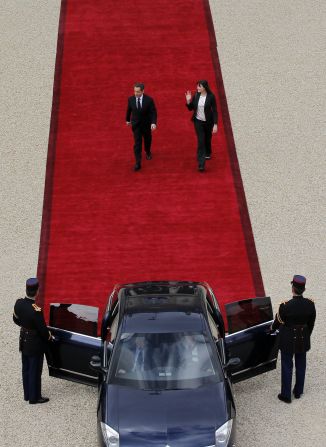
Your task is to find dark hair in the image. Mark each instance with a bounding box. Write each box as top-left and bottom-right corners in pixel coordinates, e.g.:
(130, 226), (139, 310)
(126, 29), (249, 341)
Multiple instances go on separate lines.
(134, 83), (145, 91)
(293, 285), (305, 295)
(26, 289), (38, 298)
(197, 79), (213, 95)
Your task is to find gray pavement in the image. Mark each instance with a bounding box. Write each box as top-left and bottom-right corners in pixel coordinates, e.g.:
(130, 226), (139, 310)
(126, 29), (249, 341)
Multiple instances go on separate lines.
(1, 0), (325, 445)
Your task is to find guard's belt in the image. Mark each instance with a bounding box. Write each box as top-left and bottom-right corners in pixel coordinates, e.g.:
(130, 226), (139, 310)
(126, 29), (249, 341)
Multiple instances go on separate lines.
(290, 324), (307, 330)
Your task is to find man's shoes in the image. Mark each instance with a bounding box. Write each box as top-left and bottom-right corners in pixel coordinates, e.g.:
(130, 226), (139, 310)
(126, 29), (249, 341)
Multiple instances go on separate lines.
(29, 397), (50, 404)
(277, 394), (291, 404)
(205, 155), (211, 160)
(198, 166), (205, 172)
(146, 152), (152, 160)
(134, 163), (141, 171)
(293, 388), (301, 399)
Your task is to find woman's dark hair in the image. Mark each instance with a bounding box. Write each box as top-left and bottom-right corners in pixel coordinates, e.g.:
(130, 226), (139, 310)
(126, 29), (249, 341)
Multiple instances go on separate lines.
(197, 79), (212, 95)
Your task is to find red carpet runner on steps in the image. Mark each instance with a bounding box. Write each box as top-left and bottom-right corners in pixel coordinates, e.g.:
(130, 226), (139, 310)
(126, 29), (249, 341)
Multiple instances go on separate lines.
(37, 0), (264, 323)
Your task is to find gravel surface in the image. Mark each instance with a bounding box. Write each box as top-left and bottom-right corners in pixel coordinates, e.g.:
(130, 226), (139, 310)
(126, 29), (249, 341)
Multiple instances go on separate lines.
(1, 1), (325, 446)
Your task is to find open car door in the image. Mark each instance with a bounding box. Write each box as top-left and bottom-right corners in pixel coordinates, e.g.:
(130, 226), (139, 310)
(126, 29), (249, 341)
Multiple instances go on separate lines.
(47, 303), (101, 386)
(225, 297), (278, 383)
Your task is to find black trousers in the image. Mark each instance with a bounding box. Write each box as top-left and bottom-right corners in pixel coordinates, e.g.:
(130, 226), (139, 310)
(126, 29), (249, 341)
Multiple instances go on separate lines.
(22, 353), (44, 402)
(194, 118), (213, 167)
(132, 124), (152, 164)
(281, 351), (307, 399)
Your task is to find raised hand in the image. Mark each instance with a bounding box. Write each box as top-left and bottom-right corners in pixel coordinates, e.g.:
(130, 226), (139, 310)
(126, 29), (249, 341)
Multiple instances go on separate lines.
(185, 90), (192, 103)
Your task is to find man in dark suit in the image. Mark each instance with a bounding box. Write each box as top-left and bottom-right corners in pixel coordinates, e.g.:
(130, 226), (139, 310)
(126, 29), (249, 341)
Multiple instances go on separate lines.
(13, 278), (53, 404)
(116, 335), (152, 374)
(271, 275), (316, 403)
(126, 83), (157, 171)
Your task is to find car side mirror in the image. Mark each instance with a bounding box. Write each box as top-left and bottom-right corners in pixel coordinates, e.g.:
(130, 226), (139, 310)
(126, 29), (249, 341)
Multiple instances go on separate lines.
(224, 357), (241, 372)
(90, 355), (102, 372)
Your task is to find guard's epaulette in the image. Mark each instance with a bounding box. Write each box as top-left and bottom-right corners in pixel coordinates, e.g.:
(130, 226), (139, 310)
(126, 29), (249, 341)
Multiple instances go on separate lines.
(306, 297), (315, 303)
(32, 303), (42, 312)
(275, 300), (288, 325)
(278, 300), (288, 307)
(276, 312), (284, 324)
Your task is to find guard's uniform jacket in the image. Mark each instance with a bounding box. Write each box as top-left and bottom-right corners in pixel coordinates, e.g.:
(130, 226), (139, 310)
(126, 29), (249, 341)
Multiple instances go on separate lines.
(272, 295), (316, 353)
(13, 297), (51, 355)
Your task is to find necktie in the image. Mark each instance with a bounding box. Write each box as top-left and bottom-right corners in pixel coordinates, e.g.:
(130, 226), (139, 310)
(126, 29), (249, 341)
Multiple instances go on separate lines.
(137, 349), (143, 368)
(137, 97), (141, 110)
(133, 349), (144, 371)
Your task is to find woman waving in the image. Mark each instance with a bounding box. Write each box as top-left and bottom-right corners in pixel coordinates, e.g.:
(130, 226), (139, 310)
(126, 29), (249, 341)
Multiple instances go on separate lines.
(185, 80), (218, 171)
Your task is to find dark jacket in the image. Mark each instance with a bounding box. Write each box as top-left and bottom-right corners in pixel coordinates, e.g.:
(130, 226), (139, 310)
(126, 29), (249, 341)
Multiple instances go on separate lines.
(13, 297), (51, 356)
(126, 94), (157, 127)
(272, 295), (316, 353)
(186, 92), (218, 125)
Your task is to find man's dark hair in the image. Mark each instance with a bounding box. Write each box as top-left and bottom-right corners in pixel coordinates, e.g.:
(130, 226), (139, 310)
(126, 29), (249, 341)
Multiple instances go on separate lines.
(134, 83), (145, 91)
(26, 289), (38, 298)
(293, 285), (305, 295)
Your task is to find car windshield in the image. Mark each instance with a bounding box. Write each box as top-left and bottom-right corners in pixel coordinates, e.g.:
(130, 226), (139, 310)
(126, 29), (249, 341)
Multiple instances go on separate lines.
(108, 331), (223, 390)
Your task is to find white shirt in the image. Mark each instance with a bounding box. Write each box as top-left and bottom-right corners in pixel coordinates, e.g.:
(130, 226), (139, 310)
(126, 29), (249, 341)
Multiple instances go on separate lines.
(133, 348), (144, 371)
(136, 94), (143, 108)
(196, 95), (206, 121)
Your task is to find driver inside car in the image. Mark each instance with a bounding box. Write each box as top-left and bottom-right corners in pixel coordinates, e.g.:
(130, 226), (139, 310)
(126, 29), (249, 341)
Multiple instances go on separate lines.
(116, 335), (153, 376)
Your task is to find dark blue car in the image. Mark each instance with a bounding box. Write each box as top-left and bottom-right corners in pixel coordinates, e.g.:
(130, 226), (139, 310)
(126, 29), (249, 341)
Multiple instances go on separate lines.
(47, 281), (278, 447)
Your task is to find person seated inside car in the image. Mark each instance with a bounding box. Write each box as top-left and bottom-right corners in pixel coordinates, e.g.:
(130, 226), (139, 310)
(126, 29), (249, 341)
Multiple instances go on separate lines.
(132, 335), (151, 372)
(116, 334), (153, 376)
(177, 333), (213, 375)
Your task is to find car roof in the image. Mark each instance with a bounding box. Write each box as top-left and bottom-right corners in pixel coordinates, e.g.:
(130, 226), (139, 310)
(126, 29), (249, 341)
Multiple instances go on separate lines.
(119, 281), (206, 299)
(121, 310), (205, 333)
(116, 282), (208, 333)
(119, 282), (207, 313)
(121, 280), (203, 291)
(123, 294), (203, 314)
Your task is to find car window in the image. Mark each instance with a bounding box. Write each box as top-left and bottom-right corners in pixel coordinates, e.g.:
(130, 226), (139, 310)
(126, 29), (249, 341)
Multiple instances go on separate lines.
(225, 297), (273, 334)
(106, 290), (118, 315)
(49, 303), (98, 336)
(207, 312), (220, 340)
(109, 303), (119, 342)
(108, 331), (223, 390)
(206, 299), (225, 338)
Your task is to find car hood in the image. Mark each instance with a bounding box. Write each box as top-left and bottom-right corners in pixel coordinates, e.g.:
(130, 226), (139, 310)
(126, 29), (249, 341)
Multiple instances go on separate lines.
(103, 382), (228, 447)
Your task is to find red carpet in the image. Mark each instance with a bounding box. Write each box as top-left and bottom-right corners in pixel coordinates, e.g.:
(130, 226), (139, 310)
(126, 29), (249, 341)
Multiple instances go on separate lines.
(38, 0), (264, 324)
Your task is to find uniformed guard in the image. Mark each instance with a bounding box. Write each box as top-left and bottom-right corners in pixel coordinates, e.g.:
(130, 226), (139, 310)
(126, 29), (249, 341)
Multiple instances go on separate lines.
(272, 275), (316, 403)
(13, 278), (53, 404)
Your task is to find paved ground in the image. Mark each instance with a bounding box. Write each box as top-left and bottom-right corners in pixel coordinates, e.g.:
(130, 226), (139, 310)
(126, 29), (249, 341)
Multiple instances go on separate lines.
(1, 0), (325, 445)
